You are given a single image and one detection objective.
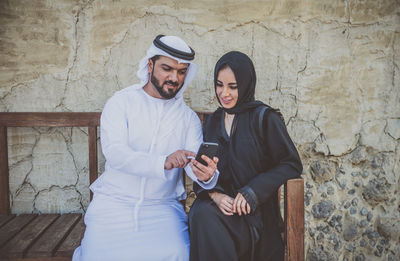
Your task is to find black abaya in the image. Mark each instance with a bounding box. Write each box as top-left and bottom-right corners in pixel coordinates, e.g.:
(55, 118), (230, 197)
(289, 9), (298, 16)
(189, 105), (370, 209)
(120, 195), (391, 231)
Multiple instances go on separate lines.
(189, 51), (302, 261)
(189, 107), (302, 261)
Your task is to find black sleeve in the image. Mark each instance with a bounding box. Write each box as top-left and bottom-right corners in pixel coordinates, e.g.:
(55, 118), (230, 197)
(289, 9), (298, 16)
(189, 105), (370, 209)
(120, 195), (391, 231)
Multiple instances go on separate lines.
(239, 111), (303, 211)
(193, 182), (226, 199)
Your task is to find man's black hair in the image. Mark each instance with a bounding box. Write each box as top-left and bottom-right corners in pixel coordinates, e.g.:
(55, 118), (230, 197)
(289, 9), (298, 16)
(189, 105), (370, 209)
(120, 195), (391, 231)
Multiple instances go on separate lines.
(151, 55), (160, 63)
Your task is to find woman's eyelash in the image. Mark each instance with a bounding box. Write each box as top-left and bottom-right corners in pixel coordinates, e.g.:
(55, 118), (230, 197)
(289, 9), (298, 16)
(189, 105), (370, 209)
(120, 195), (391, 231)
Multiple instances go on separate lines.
(216, 82), (238, 89)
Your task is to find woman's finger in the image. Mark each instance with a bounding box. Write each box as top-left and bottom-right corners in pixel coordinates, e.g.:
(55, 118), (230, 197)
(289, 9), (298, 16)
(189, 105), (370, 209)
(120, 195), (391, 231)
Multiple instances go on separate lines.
(222, 204), (233, 215)
(195, 162), (214, 181)
(216, 202), (230, 216)
(221, 208), (233, 216)
(201, 155), (214, 167)
(224, 200), (233, 209)
(222, 201), (233, 212)
(234, 193), (243, 213)
(194, 159), (207, 170)
(232, 197), (238, 213)
(226, 196), (234, 205)
(213, 157), (219, 164)
(237, 200), (242, 216)
(224, 206), (233, 214)
(190, 162), (202, 175)
(241, 200), (247, 215)
(246, 203), (251, 214)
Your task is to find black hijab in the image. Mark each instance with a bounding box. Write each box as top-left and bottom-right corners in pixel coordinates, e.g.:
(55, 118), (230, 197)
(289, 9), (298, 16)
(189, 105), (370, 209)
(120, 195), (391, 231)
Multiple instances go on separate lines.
(214, 51), (264, 114)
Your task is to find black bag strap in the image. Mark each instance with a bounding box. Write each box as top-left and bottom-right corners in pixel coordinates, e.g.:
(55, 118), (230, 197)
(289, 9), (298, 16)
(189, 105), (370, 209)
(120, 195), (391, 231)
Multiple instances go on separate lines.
(255, 105), (284, 138)
(254, 105), (268, 142)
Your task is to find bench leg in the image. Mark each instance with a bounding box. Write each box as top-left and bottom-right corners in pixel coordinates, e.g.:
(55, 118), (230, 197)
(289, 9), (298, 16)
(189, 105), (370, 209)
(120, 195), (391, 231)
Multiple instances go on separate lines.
(0, 126), (10, 215)
(284, 178), (304, 261)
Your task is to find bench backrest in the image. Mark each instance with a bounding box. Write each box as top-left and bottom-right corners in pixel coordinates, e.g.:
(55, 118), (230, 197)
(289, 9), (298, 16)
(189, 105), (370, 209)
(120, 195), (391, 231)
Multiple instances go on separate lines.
(0, 112), (213, 215)
(0, 112), (101, 215)
(0, 112), (304, 260)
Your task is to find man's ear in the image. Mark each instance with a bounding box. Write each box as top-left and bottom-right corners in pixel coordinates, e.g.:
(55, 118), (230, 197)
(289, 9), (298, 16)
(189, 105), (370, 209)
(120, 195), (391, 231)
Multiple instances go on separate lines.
(148, 58), (154, 74)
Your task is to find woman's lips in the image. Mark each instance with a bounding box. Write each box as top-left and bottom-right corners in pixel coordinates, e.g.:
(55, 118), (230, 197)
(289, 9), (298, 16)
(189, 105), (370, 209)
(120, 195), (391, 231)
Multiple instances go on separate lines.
(220, 97), (232, 104)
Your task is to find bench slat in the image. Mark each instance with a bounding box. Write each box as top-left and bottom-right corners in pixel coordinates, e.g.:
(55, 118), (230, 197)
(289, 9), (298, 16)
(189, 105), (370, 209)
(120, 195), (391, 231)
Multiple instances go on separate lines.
(0, 214), (15, 228)
(0, 112), (101, 127)
(0, 214), (59, 258)
(55, 216), (85, 258)
(0, 257), (71, 261)
(26, 214), (82, 258)
(0, 214), (37, 248)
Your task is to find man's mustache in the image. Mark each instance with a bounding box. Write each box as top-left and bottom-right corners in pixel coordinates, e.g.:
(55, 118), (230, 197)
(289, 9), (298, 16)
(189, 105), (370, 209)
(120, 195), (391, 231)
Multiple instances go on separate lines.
(164, 80), (179, 87)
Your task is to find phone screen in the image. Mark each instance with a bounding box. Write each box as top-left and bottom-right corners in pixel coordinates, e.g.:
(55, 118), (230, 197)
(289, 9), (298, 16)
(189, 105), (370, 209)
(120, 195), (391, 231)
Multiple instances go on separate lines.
(195, 142), (218, 166)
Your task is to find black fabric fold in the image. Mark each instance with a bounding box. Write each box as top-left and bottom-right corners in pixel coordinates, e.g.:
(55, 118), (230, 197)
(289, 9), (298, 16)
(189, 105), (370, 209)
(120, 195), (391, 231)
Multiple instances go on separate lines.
(238, 185), (259, 212)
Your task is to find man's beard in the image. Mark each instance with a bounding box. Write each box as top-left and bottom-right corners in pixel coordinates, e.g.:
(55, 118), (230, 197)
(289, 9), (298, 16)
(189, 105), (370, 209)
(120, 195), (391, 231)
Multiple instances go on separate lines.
(151, 70), (184, 99)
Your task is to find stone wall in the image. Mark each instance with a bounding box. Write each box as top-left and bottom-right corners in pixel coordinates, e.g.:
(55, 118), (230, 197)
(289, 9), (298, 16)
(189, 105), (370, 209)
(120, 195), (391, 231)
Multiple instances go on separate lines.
(1, 0), (399, 260)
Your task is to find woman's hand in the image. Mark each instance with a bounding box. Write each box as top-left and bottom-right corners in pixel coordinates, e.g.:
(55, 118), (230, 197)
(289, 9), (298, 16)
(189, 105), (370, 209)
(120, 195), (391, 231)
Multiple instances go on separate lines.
(209, 192), (234, 216)
(190, 156), (219, 182)
(233, 193), (251, 216)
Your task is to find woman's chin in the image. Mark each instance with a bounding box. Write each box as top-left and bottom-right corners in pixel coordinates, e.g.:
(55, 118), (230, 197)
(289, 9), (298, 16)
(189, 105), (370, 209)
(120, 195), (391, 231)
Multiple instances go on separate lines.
(222, 103), (236, 109)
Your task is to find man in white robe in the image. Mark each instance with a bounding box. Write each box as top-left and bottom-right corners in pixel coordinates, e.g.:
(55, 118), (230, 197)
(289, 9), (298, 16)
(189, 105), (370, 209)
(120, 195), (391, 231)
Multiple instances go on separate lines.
(73, 35), (219, 261)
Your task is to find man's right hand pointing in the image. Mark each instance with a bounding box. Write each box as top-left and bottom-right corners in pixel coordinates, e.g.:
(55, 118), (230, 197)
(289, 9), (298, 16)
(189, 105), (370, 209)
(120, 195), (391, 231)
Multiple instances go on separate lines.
(164, 150), (196, 170)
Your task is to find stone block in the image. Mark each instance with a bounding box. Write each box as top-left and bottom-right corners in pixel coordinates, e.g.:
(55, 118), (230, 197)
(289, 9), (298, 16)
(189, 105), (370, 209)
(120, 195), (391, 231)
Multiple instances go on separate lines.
(312, 200), (335, 219)
(362, 178), (391, 206)
(310, 160), (336, 183)
(377, 216), (400, 241)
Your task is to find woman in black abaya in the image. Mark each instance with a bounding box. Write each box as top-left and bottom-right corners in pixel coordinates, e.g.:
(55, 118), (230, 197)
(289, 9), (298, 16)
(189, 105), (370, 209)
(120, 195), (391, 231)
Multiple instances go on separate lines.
(188, 51), (303, 261)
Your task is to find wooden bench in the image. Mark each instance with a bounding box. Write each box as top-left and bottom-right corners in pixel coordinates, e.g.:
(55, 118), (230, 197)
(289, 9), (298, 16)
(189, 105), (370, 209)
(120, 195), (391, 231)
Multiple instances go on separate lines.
(0, 112), (304, 261)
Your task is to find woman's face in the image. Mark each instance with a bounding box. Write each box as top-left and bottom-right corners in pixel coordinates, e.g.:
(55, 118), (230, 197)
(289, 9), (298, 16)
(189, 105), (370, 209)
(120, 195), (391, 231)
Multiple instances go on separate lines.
(216, 66), (238, 109)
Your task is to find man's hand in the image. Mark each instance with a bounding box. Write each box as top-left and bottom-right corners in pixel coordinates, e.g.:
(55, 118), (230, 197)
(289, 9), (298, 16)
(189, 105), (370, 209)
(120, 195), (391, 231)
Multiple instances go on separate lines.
(190, 155), (218, 182)
(232, 192), (251, 216)
(209, 191), (234, 216)
(164, 150), (196, 170)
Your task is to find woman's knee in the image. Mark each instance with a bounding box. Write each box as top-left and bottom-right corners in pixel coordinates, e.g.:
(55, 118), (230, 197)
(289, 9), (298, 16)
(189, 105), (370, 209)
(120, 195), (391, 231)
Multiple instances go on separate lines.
(189, 199), (220, 226)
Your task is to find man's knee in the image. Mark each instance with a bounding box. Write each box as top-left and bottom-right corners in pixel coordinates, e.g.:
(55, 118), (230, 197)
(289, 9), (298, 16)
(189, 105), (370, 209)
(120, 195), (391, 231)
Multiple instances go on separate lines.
(160, 237), (189, 261)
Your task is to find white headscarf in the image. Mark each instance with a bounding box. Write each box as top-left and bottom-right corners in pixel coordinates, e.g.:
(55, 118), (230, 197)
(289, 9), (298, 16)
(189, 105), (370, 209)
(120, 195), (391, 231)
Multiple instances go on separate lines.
(134, 35), (199, 99)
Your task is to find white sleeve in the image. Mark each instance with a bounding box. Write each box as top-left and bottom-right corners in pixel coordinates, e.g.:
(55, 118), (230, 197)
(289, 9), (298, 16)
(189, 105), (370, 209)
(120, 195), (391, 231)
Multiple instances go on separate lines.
(183, 112), (220, 189)
(100, 95), (166, 179)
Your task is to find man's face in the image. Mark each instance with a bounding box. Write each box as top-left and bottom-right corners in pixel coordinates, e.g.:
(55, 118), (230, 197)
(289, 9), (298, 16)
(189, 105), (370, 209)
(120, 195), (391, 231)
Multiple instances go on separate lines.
(148, 56), (189, 99)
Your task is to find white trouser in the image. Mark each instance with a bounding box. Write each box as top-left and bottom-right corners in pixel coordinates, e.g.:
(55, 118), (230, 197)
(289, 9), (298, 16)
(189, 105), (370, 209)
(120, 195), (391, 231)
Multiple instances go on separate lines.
(73, 193), (189, 261)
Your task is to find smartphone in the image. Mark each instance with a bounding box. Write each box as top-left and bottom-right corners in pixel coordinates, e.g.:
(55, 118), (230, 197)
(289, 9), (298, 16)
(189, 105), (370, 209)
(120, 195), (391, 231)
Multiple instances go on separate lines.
(195, 142), (219, 166)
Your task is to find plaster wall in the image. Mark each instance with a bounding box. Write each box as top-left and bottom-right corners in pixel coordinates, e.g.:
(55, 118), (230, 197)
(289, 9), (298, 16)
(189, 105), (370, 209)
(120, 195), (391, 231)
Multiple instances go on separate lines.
(1, 0), (399, 260)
